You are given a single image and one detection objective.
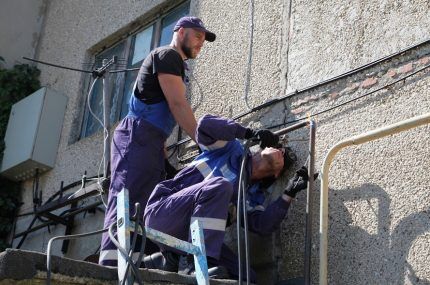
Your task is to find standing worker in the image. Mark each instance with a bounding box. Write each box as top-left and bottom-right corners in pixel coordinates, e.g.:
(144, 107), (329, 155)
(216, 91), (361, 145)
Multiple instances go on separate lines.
(99, 16), (216, 266)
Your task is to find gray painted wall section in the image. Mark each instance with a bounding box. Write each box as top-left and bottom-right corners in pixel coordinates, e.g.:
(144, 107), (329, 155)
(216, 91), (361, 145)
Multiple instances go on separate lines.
(0, 0), (47, 68)
(10, 0), (430, 284)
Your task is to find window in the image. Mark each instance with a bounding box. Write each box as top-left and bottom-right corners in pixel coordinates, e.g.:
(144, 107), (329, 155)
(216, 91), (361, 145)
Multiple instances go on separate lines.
(80, 2), (189, 138)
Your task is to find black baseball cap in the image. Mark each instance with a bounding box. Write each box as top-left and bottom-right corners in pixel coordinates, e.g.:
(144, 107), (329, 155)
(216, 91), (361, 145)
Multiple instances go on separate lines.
(173, 16), (216, 42)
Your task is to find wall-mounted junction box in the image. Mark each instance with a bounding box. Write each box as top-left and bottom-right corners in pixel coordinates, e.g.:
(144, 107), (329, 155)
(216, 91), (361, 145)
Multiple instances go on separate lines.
(0, 87), (68, 181)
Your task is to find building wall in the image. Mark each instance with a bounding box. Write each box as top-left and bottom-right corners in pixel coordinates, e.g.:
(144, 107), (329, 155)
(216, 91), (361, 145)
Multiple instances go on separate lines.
(0, 0), (47, 68)
(10, 0), (429, 284)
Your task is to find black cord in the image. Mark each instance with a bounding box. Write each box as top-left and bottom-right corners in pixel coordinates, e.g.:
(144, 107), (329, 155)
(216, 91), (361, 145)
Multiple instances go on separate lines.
(16, 173), (101, 218)
(109, 67), (140, 73)
(108, 222), (144, 285)
(121, 203), (145, 285)
(169, 62), (430, 163)
(233, 38), (430, 121)
(237, 142), (252, 284)
(23, 57), (93, 73)
(166, 41), (430, 151)
(268, 62), (430, 130)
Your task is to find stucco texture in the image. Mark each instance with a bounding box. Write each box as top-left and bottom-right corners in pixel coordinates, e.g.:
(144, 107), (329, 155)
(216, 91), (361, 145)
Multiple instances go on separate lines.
(10, 0), (430, 284)
(272, 1), (430, 284)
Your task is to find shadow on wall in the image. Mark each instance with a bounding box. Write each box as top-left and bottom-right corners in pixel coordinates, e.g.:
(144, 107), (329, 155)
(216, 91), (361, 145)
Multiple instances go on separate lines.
(329, 183), (430, 285)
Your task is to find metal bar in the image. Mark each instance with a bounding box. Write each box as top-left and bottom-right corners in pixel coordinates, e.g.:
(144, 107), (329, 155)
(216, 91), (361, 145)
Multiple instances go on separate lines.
(274, 121), (309, 136)
(46, 227), (108, 285)
(117, 192), (209, 284)
(117, 188), (131, 285)
(102, 59), (111, 179)
(14, 201), (102, 239)
(304, 120), (316, 285)
(145, 227), (200, 255)
(15, 216), (38, 248)
(242, 172), (251, 285)
(319, 112), (430, 285)
(35, 185), (99, 214)
(61, 201), (77, 254)
(39, 212), (67, 225)
(126, 225), (202, 256)
(190, 220), (209, 285)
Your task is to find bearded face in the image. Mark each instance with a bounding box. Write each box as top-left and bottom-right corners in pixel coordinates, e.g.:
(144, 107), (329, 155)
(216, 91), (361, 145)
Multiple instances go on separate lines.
(180, 29), (205, 59)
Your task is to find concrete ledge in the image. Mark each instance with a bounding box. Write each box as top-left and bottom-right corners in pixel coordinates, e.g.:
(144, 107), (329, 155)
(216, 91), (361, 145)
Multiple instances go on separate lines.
(0, 249), (238, 284)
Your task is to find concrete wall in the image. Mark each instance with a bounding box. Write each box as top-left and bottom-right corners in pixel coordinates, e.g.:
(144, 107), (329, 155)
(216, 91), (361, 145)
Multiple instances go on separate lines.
(10, 0), (430, 284)
(0, 0), (47, 68)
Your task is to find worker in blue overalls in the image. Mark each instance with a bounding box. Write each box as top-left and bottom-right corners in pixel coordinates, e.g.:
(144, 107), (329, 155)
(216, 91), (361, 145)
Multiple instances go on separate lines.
(144, 115), (311, 281)
(99, 17), (217, 266)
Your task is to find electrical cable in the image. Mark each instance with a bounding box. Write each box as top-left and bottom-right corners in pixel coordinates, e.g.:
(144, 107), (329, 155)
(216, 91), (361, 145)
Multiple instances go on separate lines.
(234, 38), (430, 121)
(86, 76), (110, 207)
(188, 71), (204, 112)
(120, 203), (145, 285)
(236, 141), (252, 284)
(241, 153), (251, 285)
(66, 174), (88, 201)
(171, 61), (430, 164)
(32, 169), (50, 223)
(23, 40), (430, 155)
(16, 215), (38, 249)
(243, 0), (255, 110)
(168, 61), (430, 154)
(23, 38), (430, 79)
(16, 175), (103, 218)
(165, 38), (430, 151)
(268, 62), (430, 130)
(22, 57), (93, 73)
(108, 222), (144, 285)
(46, 204), (145, 285)
(86, 77), (105, 133)
(109, 67), (140, 73)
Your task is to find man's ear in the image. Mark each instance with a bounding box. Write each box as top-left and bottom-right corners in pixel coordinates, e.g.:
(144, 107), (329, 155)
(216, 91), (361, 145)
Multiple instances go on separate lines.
(177, 27), (185, 38)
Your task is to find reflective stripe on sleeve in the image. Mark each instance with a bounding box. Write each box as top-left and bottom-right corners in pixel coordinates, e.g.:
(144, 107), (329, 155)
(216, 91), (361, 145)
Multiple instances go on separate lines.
(199, 140), (228, 151)
(196, 161), (213, 178)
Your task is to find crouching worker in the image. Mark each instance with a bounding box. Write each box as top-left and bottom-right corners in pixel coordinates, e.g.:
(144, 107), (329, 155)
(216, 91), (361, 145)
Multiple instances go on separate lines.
(143, 114), (312, 281)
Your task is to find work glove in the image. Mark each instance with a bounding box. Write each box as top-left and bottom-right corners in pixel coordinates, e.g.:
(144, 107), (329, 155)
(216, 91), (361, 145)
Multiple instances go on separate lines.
(245, 128), (279, 148)
(284, 166), (318, 198)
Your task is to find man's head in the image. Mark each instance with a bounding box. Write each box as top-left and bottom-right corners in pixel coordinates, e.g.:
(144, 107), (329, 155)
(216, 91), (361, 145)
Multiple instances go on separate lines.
(173, 16), (216, 59)
(251, 147), (285, 181)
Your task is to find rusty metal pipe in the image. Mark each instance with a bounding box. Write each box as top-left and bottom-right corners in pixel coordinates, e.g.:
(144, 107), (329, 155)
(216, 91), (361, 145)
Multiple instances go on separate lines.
(304, 120), (316, 285)
(274, 121), (309, 136)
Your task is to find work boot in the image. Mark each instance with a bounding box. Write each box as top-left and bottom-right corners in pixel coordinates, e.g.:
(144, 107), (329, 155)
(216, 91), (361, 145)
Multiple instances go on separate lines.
(184, 255), (230, 279)
(143, 251), (179, 272)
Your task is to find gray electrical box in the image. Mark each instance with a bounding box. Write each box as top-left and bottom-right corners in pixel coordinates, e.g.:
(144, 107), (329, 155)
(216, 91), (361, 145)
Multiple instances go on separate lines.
(1, 87), (68, 181)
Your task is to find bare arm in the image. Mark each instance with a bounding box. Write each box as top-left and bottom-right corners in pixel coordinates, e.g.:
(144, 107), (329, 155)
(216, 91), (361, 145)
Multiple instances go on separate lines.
(158, 73), (197, 142)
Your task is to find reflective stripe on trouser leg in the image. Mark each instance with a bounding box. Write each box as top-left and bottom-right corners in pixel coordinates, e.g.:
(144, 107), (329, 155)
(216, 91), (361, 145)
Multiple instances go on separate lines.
(189, 177), (233, 260)
(99, 231), (147, 266)
(145, 177), (233, 260)
(190, 217), (226, 232)
(190, 216), (227, 260)
(99, 118), (165, 266)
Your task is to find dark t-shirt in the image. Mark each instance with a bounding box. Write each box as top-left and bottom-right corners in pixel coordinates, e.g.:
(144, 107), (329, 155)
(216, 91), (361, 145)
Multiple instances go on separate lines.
(134, 46), (185, 104)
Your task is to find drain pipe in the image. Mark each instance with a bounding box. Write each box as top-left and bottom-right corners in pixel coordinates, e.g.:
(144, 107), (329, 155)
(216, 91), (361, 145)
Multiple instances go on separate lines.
(319, 112), (430, 285)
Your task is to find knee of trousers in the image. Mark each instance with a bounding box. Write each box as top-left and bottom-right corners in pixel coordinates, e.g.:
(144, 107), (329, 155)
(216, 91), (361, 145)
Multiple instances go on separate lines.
(202, 177), (234, 200)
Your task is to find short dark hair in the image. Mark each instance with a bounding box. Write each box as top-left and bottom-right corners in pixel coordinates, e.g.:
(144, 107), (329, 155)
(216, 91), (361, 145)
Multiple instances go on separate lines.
(259, 146), (297, 189)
